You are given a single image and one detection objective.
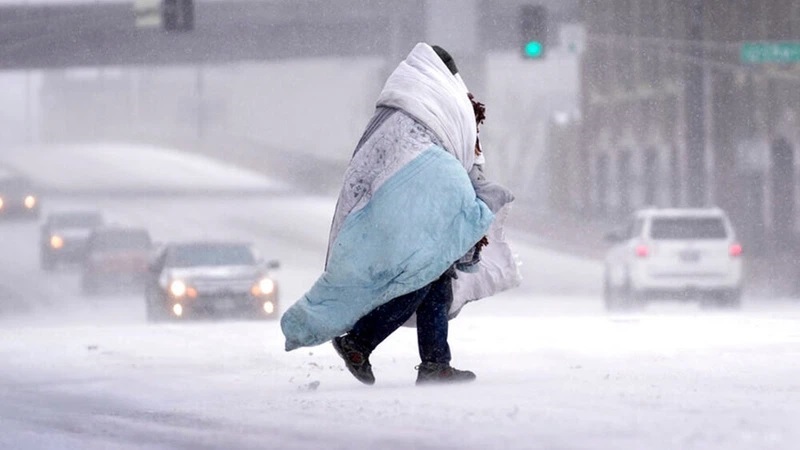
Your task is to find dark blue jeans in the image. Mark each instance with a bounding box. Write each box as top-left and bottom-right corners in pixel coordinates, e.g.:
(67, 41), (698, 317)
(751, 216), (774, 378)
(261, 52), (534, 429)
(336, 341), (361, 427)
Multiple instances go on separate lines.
(347, 273), (453, 364)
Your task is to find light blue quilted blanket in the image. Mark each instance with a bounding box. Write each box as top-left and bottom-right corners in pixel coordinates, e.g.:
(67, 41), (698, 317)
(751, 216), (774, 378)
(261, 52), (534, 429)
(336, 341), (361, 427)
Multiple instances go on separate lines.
(281, 146), (493, 351)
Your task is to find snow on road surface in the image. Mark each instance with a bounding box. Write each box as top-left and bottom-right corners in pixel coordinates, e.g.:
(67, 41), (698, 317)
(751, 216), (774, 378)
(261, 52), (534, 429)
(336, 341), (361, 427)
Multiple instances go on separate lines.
(1, 143), (800, 449)
(2, 304), (800, 450)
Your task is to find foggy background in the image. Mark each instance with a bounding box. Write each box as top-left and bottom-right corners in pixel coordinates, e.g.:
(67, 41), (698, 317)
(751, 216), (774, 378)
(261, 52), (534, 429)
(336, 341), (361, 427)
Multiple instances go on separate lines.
(0, 0), (582, 204)
(2, 1), (800, 449)
(4, 1), (794, 299)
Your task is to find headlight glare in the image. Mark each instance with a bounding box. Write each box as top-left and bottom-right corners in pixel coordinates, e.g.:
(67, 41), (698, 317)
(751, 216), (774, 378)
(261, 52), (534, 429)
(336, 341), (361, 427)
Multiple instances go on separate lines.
(253, 277), (274, 296)
(169, 280), (187, 298)
(50, 235), (64, 249)
(24, 195), (36, 209)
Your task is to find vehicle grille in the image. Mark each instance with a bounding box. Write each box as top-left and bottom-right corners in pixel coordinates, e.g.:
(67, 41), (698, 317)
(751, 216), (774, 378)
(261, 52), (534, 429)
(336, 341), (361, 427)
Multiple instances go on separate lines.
(192, 278), (253, 295)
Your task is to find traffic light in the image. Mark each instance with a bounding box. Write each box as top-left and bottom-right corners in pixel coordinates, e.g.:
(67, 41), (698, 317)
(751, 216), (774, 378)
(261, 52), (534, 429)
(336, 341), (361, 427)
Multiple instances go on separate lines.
(162, 0), (194, 32)
(519, 4), (547, 59)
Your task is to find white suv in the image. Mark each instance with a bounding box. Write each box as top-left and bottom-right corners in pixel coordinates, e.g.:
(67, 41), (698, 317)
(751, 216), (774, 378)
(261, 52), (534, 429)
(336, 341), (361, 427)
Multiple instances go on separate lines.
(603, 208), (743, 310)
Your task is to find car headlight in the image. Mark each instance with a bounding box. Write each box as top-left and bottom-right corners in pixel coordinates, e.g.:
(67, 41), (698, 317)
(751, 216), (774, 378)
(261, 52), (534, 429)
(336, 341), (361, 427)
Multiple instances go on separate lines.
(24, 195), (36, 209)
(0, 197), (4, 209)
(251, 277), (275, 296)
(169, 280), (187, 298)
(50, 235), (64, 249)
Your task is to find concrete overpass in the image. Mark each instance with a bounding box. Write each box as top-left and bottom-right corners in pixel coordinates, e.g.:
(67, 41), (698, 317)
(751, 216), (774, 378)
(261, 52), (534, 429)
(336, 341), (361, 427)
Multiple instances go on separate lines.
(1, 0), (583, 217)
(0, 0), (578, 70)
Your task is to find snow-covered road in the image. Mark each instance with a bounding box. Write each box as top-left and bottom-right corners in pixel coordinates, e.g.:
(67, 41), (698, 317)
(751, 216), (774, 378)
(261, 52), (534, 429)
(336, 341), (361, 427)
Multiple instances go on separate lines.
(1, 144), (799, 449)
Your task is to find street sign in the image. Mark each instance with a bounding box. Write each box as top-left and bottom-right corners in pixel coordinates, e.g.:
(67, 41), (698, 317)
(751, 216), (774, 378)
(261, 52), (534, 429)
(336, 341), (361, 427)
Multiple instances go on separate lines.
(133, 0), (161, 28)
(741, 42), (800, 64)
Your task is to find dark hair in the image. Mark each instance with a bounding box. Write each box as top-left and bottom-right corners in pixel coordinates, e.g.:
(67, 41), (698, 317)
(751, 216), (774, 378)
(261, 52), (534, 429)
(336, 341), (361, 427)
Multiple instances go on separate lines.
(468, 93), (486, 126)
(432, 45), (459, 75)
(469, 93), (486, 156)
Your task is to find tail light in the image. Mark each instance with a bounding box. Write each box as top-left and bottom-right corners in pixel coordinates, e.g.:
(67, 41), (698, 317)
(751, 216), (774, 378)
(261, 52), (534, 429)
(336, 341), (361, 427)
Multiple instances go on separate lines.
(635, 244), (649, 258)
(729, 243), (742, 257)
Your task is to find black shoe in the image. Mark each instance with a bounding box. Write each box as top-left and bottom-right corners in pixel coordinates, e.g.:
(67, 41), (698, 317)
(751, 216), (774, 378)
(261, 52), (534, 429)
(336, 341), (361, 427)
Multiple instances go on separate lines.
(332, 336), (375, 385)
(415, 362), (476, 385)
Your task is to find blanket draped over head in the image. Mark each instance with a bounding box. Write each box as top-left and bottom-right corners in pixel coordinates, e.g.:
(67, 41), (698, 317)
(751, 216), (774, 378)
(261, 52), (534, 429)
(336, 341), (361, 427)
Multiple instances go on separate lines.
(281, 43), (509, 351)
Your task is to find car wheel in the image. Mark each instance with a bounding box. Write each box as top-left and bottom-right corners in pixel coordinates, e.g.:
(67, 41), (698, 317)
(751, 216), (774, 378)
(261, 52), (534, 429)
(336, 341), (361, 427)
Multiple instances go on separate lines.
(628, 288), (647, 310)
(145, 301), (164, 322)
(603, 270), (639, 311)
(603, 274), (617, 310)
(604, 271), (629, 311)
(145, 290), (168, 322)
(145, 297), (157, 322)
(82, 275), (100, 296)
(716, 289), (742, 309)
(40, 252), (55, 271)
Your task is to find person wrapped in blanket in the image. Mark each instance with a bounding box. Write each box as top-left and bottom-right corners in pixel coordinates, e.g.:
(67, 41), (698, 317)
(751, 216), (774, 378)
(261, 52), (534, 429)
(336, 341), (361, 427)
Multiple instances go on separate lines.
(280, 43), (519, 385)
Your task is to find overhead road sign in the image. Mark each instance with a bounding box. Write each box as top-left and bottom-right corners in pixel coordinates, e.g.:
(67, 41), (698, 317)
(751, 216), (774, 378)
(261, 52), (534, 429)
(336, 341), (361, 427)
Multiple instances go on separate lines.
(740, 41), (800, 64)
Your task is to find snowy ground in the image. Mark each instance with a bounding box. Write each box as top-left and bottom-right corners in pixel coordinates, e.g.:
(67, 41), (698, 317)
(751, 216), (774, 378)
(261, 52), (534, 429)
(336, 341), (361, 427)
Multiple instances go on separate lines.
(1, 143), (800, 449)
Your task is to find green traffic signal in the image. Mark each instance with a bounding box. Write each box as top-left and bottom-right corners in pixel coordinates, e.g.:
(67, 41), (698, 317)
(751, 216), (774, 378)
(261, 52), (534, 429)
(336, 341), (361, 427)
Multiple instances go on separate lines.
(524, 40), (543, 58)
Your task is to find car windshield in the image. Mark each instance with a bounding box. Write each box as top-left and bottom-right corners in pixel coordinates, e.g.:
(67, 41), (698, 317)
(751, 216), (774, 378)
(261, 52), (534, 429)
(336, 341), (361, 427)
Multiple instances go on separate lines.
(50, 213), (103, 228)
(168, 244), (257, 267)
(649, 217), (728, 240)
(0, 178), (33, 193)
(92, 231), (152, 250)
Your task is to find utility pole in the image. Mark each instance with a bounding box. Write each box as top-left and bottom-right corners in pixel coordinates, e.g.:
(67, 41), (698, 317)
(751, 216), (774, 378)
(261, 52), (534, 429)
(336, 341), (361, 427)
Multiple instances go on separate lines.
(685, 0), (706, 206)
(24, 71), (32, 145)
(196, 64), (204, 139)
(24, 0), (32, 146)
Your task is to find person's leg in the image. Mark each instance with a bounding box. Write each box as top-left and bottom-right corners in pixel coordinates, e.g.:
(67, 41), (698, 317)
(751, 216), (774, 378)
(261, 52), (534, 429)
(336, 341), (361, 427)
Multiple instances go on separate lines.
(415, 273), (453, 364)
(333, 283), (432, 385)
(348, 283), (432, 353)
(414, 273), (477, 384)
